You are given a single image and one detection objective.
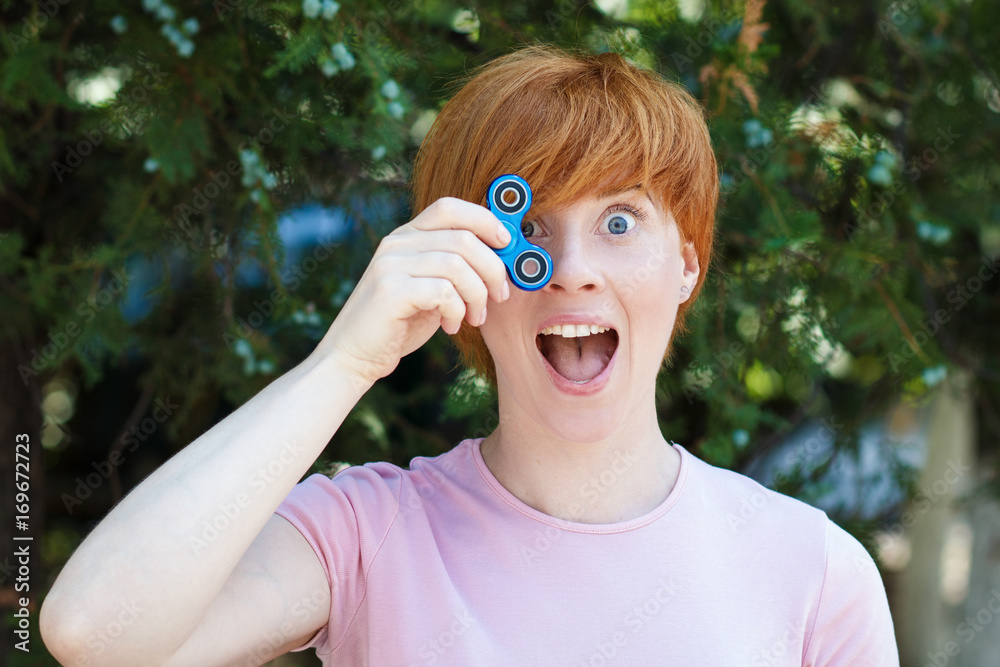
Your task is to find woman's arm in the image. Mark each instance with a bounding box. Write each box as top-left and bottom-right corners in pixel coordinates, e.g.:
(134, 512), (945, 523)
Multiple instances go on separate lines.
(39, 197), (511, 666)
(40, 351), (370, 666)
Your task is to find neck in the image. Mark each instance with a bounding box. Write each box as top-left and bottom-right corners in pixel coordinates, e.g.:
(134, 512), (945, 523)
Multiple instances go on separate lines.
(479, 393), (681, 524)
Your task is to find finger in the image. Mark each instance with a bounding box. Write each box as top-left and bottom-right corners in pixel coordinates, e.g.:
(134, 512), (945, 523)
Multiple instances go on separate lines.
(395, 230), (509, 303)
(403, 277), (467, 335)
(406, 197), (513, 251)
(390, 251), (490, 326)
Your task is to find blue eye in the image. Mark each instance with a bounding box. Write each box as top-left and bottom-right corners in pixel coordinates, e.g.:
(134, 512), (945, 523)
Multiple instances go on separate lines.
(603, 210), (637, 235)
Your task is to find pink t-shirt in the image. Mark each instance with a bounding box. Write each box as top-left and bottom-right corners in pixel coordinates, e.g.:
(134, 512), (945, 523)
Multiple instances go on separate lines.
(274, 438), (899, 666)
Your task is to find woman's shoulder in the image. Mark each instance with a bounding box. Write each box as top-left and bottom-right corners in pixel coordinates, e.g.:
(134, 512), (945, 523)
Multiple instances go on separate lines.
(289, 438), (477, 505)
(679, 444), (828, 521)
(675, 443), (848, 562)
(678, 444), (883, 598)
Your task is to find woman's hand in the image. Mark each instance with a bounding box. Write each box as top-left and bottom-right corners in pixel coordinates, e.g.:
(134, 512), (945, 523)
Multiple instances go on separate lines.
(315, 197), (512, 384)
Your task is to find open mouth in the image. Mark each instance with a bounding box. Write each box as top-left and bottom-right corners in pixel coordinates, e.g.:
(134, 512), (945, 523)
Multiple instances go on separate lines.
(536, 324), (620, 384)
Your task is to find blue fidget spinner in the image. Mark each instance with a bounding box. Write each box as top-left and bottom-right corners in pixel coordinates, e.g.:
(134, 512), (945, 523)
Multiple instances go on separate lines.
(487, 174), (553, 291)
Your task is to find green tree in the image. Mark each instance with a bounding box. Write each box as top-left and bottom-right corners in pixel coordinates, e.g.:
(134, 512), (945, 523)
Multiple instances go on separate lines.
(2, 0), (998, 663)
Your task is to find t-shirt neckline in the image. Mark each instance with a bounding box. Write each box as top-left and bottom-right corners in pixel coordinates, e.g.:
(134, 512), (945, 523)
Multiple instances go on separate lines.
(469, 437), (690, 534)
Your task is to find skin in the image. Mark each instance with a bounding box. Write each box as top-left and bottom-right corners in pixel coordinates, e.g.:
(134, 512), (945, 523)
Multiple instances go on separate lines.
(479, 190), (700, 523)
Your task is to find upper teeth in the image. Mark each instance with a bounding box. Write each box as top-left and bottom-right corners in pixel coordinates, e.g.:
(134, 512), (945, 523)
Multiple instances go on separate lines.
(539, 324), (611, 338)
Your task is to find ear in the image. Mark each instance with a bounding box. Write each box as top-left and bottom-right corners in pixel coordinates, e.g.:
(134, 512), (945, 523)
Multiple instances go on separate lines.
(678, 241), (700, 303)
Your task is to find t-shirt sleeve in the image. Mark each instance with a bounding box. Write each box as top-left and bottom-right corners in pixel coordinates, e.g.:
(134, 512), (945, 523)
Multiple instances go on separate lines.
(273, 467), (402, 654)
(802, 518), (900, 666)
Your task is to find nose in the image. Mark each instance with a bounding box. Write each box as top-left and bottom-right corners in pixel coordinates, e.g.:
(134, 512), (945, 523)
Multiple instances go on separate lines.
(542, 232), (605, 294)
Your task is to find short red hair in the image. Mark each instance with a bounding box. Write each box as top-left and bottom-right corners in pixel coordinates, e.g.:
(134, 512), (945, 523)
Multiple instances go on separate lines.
(411, 45), (718, 385)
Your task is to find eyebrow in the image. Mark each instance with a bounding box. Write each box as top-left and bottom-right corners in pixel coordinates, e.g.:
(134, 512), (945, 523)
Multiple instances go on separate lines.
(596, 183), (643, 198)
(596, 184), (656, 209)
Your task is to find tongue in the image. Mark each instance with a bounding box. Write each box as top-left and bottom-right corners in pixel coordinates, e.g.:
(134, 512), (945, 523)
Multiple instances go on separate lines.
(539, 331), (617, 383)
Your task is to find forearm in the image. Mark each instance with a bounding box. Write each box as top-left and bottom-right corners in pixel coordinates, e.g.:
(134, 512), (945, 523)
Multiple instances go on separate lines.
(41, 350), (371, 664)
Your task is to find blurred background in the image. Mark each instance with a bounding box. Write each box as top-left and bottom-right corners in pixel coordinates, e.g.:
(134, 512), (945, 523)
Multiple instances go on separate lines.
(2, 0), (999, 664)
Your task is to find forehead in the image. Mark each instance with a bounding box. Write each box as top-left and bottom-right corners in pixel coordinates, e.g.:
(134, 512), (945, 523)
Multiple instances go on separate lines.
(535, 184), (663, 218)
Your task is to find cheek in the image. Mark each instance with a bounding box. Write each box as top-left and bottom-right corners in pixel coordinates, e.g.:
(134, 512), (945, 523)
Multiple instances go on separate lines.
(621, 262), (683, 351)
(614, 250), (682, 305)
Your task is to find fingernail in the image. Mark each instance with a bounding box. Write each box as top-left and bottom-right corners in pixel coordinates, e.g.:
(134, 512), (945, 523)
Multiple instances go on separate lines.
(502, 280), (510, 300)
(479, 307), (487, 325)
(497, 224), (512, 246)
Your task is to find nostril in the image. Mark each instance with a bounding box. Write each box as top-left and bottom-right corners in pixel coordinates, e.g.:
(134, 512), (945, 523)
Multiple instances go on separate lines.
(544, 281), (598, 293)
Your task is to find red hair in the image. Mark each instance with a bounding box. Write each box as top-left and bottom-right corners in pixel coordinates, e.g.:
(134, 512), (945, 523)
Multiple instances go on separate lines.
(411, 45), (718, 385)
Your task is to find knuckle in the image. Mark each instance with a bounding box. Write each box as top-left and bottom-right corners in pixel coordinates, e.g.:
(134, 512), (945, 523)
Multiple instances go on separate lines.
(375, 235), (402, 256)
(452, 229), (477, 250)
(441, 282), (462, 307)
(367, 257), (390, 280)
(473, 284), (488, 306)
(444, 253), (466, 274)
(438, 278), (456, 299)
(384, 222), (411, 239)
(430, 197), (460, 219)
(370, 272), (396, 298)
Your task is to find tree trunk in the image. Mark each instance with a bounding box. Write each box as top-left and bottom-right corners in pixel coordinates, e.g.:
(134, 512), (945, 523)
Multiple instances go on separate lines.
(958, 487), (1000, 667)
(896, 370), (976, 666)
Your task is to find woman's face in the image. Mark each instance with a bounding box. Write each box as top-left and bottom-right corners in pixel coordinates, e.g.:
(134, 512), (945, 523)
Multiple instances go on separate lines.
(479, 187), (700, 442)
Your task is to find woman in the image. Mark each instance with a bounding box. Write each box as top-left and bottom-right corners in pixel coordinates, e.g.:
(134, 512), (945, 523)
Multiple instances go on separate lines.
(40, 45), (899, 666)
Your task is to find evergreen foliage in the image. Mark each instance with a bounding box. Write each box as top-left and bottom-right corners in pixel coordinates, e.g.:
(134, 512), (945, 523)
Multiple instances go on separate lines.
(2, 2), (999, 661)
